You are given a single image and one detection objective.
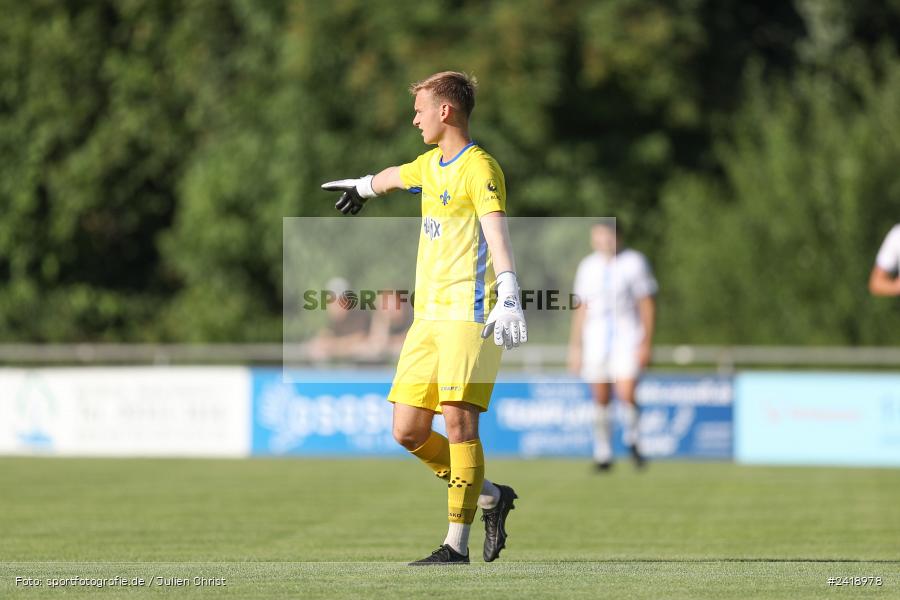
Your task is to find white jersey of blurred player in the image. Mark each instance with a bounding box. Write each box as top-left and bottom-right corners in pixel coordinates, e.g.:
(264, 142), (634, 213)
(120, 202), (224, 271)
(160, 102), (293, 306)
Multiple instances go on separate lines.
(574, 249), (657, 381)
(569, 222), (657, 470)
(869, 224), (900, 297)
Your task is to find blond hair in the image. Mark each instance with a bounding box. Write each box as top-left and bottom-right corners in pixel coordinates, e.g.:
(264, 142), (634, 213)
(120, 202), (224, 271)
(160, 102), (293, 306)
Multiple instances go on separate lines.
(409, 71), (478, 117)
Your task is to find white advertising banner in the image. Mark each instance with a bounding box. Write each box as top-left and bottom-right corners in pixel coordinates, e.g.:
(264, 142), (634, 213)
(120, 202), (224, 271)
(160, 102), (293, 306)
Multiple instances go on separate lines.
(0, 368), (251, 457)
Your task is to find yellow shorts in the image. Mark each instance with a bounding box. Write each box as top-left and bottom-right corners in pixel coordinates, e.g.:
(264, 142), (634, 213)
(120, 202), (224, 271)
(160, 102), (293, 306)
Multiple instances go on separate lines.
(388, 319), (503, 413)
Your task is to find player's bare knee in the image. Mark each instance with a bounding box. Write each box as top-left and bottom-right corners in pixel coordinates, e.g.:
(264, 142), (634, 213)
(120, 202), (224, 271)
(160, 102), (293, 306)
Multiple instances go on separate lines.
(393, 426), (428, 450)
(442, 404), (480, 443)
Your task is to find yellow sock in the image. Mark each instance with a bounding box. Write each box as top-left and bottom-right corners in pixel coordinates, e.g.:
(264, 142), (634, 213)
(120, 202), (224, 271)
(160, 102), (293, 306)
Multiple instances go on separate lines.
(447, 439), (485, 524)
(410, 431), (451, 480)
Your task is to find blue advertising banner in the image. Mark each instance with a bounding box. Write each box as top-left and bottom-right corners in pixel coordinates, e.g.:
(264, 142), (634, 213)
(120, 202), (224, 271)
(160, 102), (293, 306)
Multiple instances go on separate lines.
(484, 376), (733, 458)
(252, 369), (398, 455)
(251, 369), (734, 459)
(735, 372), (900, 467)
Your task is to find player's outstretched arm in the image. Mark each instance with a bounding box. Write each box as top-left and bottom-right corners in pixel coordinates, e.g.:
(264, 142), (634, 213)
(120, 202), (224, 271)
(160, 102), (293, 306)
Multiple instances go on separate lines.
(868, 266), (900, 297)
(567, 302), (585, 374)
(479, 211), (527, 349)
(637, 295), (656, 368)
(372, 166), (404, 195)
(321, 167), (405, 215)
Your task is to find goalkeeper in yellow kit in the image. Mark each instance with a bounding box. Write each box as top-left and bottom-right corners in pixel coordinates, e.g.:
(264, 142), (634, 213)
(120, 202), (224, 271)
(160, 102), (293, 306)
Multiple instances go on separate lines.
(322, 71), (526, 565)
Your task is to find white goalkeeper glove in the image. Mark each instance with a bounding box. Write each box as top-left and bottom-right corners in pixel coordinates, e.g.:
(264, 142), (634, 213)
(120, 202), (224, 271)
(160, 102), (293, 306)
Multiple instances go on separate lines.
(321, 175), (378, 215)
(481, 271), (528, 349)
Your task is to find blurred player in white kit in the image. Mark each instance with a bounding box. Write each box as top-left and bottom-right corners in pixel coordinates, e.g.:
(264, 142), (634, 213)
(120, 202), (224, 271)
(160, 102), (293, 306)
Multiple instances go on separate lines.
(869, 224), (900, 297)
(568, 221), (657, 471)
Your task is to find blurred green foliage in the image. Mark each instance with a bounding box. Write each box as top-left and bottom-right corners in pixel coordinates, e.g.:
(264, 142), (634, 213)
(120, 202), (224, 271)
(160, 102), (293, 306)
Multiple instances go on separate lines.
(1, 0), (899, 343)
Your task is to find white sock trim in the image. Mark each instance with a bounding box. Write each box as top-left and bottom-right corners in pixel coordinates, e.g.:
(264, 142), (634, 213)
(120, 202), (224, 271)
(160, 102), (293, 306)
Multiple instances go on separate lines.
(623, 403), (640, 447)
(478, 479), (501, 510)
(593, 404), (613, 463)
(443, 522), (470, 555)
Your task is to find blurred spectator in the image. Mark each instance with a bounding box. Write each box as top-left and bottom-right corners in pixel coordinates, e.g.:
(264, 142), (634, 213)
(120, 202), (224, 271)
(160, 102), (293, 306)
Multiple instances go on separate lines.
(869, 224), (900, 297)
(568, 222), (657, 472)
(364, 291), (414, 359)
(306, 278), (371, 361)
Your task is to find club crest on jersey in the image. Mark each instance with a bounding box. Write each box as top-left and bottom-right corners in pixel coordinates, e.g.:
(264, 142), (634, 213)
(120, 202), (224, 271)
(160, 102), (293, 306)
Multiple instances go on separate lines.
(423, 216), (442, 241)
(440, 190), (451, 205)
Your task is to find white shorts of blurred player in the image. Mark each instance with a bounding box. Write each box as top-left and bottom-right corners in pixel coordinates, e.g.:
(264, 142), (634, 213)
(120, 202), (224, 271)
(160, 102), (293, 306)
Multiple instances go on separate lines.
(580, 327), (641, 383)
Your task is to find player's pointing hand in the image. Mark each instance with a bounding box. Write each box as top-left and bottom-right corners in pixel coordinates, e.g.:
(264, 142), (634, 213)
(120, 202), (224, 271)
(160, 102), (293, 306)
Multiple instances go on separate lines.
(322, 175), (378, 215)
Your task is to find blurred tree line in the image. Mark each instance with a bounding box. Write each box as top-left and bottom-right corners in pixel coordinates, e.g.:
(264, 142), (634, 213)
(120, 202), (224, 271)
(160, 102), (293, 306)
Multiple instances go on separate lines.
(2, 0), (900, 344)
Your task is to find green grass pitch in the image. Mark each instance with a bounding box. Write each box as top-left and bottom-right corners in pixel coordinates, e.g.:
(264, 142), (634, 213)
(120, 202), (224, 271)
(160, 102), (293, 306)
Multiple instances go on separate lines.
(2, 457), (898, 599)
